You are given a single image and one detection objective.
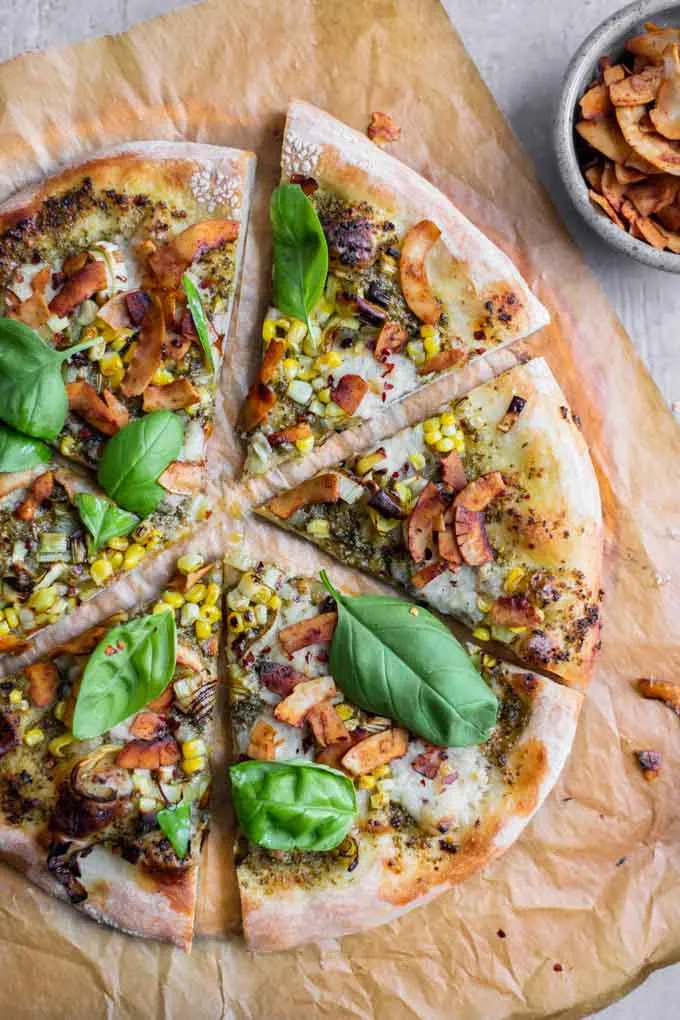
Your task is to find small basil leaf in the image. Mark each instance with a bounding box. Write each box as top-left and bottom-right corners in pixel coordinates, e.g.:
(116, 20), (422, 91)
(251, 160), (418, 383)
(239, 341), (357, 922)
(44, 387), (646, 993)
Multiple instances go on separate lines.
(0, 317), (97, 440)
(72, 610), (177, 739)
(182, 273), (216, 376)
(230, 759), (357, 852)
(75, 492), (139, 552)
(320, 572), (498, 748)
(0, 423), (52, 472)
(98, 411), (184, 516)
(270, 183), (328, 332)
(157, 800), (192, 860)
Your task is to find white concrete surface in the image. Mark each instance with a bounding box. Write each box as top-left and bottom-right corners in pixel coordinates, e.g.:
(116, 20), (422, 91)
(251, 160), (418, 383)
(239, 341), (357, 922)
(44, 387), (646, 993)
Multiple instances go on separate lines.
(0, 0), (677, 1015)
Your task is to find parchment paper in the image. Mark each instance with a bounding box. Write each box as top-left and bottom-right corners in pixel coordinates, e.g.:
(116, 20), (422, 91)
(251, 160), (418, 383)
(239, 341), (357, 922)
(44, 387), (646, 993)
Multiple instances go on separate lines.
(0, 1), (678, 1017)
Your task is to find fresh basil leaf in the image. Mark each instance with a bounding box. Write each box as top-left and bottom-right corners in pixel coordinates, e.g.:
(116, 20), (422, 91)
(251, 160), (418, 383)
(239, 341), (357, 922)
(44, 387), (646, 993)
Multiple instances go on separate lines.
(75, 492), (139, 552)
(320, 572), (498, 747)
(157, 800), (192, 860)
(72, 610), (177, 739)
(182, 273), (216, 376)
(0, 423), (52, 472)
(0, 317), (97, 440)
(230, 759), (356, 852)
(270, 183), (328, 332)
(98, 411), (184, 516)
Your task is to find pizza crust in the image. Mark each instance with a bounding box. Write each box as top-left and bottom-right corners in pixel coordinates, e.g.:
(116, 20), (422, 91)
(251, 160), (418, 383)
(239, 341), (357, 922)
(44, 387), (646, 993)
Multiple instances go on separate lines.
(237, 666), (582, 952)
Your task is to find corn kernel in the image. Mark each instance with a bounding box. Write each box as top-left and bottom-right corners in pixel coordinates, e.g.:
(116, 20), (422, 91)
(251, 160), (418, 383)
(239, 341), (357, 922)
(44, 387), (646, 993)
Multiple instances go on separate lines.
(110, 335), (127, 352)
(318, 387), (331, 404)
(59, 435), (77, 457)
(123, 544), (145, 570)
(90, 559), (113, 586)
(151, 368), (174, 386)
(440, 411), (456, 426)
(182, 756), (205, 775)
(153, 602), (173, 615)
(182, 738), (207, 759)
(163, 591), (185, 609)
(287, 320), (308, 346)
(482, 654), (497, 669)
(108, 551), (124, 570)
(476, 595), (492, 614)
(262, 318), (277, 342)
(420, 324), (437, 339)
(177, 553), (204, 575)
(275, 317), (291, 331)
(318, 351), (343, 372)
(473, 626), (491, 642)
(123, 341), (138, 363)
(23, 728), (44, 747)
(268, 594), (282, 611)
(409, 451), (426, 470)
(8, 689), (22, 705)
(436, 438), (455, 453)
(180, 602), (200, 627)
(356, 450), (386, 476)
(88, 339), (107, 361)
(358, 775), (376, 790)
(100, 353), (124, 376)
(48, 598), (68, 619)
(18, 699), (29, 712)
(282, 357), (299, 379)
(80, 325), (99, 342)
(394, 481), (413, 507)
(107, 536), (130, 551)
(423, 417), (441, 432)
(306, 518), (330, 539)
(509, 626), (528, 635)
(49, 734), (74, 757)
(336, 703), (354, 721)
(27, 586), (58, 611)
(228, 611), (245, 634)
(200, 605), (222, 624)
(370, 791), (389, 810)
(0, 621), (10, 637)
(204, 583), (220, 607)
(195, 620), (212, 640)
(425, 429), (442, 446)
(504, 567), (525, 595)
(297, 368), (315, 382)
(423, 335), (441, 357)
(54, 700), (66, 721)
(406, 340), (425, 364)
(373, 764), (391, 779)
(295, 435), (315, 454)
(453, 433), (466, 454)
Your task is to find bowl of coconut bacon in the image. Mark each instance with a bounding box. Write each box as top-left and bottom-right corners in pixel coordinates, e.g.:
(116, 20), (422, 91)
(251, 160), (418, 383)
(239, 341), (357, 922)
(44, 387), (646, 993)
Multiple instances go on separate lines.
(555, 0), (680, 272)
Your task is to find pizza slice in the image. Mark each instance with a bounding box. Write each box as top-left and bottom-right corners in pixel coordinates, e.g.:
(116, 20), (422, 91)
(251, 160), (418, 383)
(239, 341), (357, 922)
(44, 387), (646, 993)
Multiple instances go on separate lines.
(240, 99), (549, 474)
(256, 358), (603, 687)
(225, 561), (582, 951)
(0, 557), (222, 949)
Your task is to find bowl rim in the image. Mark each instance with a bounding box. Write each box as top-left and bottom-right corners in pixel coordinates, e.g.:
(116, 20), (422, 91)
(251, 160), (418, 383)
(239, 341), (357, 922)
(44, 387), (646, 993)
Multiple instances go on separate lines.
(554, 0), (680, 274)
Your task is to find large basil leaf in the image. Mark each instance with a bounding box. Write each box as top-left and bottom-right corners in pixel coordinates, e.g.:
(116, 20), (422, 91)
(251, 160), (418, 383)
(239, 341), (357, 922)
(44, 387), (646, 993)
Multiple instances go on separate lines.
(157, 800), (192, 860)
(0, 423), (52, 472)
(72, 611), (177, 739)
(0, 317), (97, 440)
(98, 411), (184, 516)
(270, 183), (328, 332)
(75, 492), (139, 552)
(229, 759), (356, 852)
(320, 572), (498, 747)
(182, 273), (215, 376)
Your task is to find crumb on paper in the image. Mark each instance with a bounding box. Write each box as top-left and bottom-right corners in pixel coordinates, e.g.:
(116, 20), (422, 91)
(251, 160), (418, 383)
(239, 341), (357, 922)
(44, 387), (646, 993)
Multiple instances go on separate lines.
(637, 677), (680, 715)
(367, 111), (401, 145)
(635, 749), (662, 781)
(553, 963), (563, 973)
(654, 573), (671, 586)
(497, 928), (506, 939)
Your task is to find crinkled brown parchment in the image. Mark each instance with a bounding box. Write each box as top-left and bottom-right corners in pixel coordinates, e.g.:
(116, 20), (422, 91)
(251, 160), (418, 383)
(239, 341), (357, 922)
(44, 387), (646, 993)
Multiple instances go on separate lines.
(0, 1), (679, 1017)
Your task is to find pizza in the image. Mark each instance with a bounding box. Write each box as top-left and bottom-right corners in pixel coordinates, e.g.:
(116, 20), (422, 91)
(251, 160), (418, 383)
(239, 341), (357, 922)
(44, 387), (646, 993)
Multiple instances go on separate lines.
(0, 141), (254, 639)
(225, 561), (583, 951)
(0, 557), (222, 949)
(239, 100), (549, 475)
(256, 358), (603, 687)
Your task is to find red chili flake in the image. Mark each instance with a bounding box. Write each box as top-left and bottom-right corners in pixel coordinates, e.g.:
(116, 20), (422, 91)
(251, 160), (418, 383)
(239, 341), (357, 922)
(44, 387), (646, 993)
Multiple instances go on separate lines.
(497, 929), (506, 939)
(473, 329), (485, 340)
(391, 471), (399, 479)
(384, 382), (394, 391)
(553, 963), (563, 973)
(381, 393), (387, 403)
(317, 650), (329, 663)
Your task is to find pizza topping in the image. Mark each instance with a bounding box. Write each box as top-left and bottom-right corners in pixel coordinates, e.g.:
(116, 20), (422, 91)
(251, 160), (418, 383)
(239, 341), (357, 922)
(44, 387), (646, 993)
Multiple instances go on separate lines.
(454, 471), (506, 511)
(418, 347), (466, 375)
(125, 290), (152, 326)
(406, 481), (445, 562)
(497, 394), (527, 433)
(175, 643), (204, 673)
(367, 485), (407, 520)
(149, 219), (239, 290)
(331, 374), (369, 415)
(25, 662), (59, 707)
(260, 337), (286, 384)
(411, 744), (448, 779)
(367, 111), (401, 145)
(97, 292), (133, 330)
(142, 379), (200, 412)
(274, 675), (336, 727)
(374, 321), (408, 361)
(635, 749), (662, 781)
(637, 677), (680, 714)
(440, 449), (467, 491)
(288, 173), (318, 195)
(116, 736), (181, 769)
(437, 518), (463, 567)
(268, 473), (341, 520)
(267, 422), (313, 447)
(257, 660), (307, 697)
(454, 506), (494, 566)
(15, 470), (54, 522)
(489, 596), (542, 628)
(158, 460), (205, 495)
(247, 719), (283, 761)
(66, 380), (129, 435)
(240, 381), (277, 432)
(307, 700), (350, 747)
(341, 728), (409, 776)
(0, 711), (18, 758)
(71, 747), (135, 804)
(322, 212), (378, 269)
(120, 296), (166, 397)
(49, 260), (108, 318)
(411, 559), (448, 589)
(278, 612), (338, 655)
(399, 220), (443, 326)
(129, 710), (166, 740)
(355, 295), (388, 326)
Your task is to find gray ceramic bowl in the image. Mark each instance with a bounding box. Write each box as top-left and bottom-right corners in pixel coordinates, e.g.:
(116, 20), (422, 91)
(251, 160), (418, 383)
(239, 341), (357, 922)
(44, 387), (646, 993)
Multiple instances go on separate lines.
(555, 0), (680, 273)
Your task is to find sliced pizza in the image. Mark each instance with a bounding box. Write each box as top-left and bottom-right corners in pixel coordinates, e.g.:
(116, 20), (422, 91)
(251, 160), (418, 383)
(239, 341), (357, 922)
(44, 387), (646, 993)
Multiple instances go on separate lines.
(0, 557), (222, 949)
(226, 561), (582, 951)
(240, 99), (549, 474)
(256, 358), (603, 687)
